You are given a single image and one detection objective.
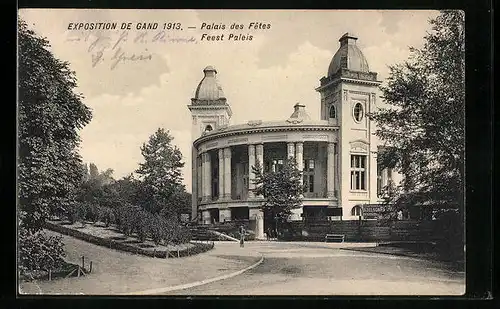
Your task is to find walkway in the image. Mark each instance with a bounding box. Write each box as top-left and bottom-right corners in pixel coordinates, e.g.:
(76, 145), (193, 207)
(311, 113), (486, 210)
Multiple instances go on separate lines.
(19, 231), (261, 295)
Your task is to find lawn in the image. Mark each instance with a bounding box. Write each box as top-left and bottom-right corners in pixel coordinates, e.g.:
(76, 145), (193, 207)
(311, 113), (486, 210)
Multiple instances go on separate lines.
(46, 219), (204, 258)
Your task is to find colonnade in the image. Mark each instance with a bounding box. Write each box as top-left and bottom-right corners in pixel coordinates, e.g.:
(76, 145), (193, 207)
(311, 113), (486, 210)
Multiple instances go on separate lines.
(197, 142), (337, 203)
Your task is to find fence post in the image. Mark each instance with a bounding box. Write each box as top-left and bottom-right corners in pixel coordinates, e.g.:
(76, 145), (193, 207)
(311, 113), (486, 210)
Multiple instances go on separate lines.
(89, 261), (93, 273)
(177, 249), (180, 258)
(77, 266), (81, 277)
(81, 256), (85, 269)
(48, 269), (52, 281)
(166, 250), (169, 259)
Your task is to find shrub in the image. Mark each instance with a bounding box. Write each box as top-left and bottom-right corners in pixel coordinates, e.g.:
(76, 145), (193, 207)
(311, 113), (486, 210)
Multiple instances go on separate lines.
(18, 226), (66, 273)
(67, 203), (88, 225)
(97, 206), (115, 227)
(149, 214), (165, 245)
(84, 203), (99, 223)
(136, 210), (152, 242)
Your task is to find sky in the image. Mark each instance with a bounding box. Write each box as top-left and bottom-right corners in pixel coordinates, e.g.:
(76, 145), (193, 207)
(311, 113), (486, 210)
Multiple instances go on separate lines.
(19, 9), (439, 193)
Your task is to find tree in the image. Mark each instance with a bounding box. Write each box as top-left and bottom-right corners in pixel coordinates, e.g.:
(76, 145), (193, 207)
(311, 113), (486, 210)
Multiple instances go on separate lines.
(18, 19), (92, 232)
(368, 11), (465, 219)
(252, 158), (303, 236)
(18, 19), (92, 273)
(136, 128), (185, 214)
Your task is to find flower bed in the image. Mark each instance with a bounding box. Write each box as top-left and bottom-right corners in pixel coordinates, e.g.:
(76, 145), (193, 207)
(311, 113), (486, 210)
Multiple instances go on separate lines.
(45, 220), (214, 259)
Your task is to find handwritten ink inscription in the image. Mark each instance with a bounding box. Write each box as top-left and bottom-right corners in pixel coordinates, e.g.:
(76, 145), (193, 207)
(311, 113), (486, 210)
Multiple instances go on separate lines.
(66, 30), (196, 70)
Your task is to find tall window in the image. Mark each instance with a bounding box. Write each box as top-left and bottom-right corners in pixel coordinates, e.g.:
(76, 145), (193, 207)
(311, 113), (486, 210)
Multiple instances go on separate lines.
(377, 164), (383, 197)
(329, 105), (336, 119)
(303, 159), (315, 193)
(353, 103), (364, 122)
(351, 155), (366, 190)
(377, 166), (394, 197)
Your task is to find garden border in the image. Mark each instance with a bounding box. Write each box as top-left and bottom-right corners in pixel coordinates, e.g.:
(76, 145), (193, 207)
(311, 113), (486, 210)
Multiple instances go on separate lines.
(45, 221), (214, 258)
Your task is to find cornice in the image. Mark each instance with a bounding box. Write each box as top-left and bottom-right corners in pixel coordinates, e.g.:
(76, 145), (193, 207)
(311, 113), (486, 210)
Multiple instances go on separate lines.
(316, 76), (382, 92)
(194, 125), (339, 147)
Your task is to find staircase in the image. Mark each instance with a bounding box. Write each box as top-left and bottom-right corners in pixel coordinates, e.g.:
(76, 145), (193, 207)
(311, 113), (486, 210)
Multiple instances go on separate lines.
(190, 226), (240, 242)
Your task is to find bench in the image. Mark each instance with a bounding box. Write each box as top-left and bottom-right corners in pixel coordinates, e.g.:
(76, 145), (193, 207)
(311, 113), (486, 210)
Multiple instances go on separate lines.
(325, 234), (345, 243)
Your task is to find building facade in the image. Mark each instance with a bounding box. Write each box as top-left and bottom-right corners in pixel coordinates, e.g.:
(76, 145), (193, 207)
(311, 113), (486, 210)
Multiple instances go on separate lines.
(188, 33), (400, 238)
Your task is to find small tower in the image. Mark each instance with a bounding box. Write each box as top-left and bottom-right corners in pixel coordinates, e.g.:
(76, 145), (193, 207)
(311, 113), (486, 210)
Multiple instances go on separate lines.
(188, 66), (232, 220)
(188, 66), (232, 139)
(316, 33), (382, 219)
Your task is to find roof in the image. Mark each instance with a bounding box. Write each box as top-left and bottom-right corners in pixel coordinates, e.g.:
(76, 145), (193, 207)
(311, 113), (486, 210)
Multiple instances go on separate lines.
(193, 66), (226, 102)
(194, 104), (336, 145)
(327, 33), (370, 76)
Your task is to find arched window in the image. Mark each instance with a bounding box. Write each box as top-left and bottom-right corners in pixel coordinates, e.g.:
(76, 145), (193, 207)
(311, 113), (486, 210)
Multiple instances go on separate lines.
(351, 205), (362, 216)
(329, 105), (336, 119)
(205, 125), (213, 132)
(353, 102), (364, 122)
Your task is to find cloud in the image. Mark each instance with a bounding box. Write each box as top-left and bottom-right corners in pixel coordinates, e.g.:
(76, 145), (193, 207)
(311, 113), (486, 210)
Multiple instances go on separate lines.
(19, 9), (438, 192)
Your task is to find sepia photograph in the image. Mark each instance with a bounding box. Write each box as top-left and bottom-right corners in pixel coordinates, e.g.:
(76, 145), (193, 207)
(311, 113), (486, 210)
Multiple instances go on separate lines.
(17, 9), (465, 296)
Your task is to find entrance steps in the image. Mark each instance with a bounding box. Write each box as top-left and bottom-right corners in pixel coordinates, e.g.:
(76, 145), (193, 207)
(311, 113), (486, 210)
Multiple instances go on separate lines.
(207, 230), (239, 242)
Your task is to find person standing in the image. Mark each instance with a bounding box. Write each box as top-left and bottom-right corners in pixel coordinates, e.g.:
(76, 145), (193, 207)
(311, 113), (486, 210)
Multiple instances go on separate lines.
(239, 225), (245, 247)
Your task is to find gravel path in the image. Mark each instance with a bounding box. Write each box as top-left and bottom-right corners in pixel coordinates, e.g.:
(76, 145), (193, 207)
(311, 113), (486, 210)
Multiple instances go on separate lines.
(19, 231), (261, 295)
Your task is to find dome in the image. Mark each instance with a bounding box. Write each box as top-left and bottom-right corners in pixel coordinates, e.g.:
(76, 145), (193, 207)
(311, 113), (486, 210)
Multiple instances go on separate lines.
(194, 66), (226, 101)
(327, 33), (370, 76)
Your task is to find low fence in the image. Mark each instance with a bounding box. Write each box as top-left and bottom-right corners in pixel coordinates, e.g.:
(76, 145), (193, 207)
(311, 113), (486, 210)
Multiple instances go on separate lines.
(45, 221), (215, 258)
(285, 220), (444, 242)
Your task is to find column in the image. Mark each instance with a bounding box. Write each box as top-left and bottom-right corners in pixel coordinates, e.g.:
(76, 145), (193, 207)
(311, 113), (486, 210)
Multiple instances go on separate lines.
(249, 208), (265, 239)
(382, 168), (388, 188)
(255, 210), (265, 240)
(327, 142), (336, 198)
(223, 147), (232, 200)
(255, 144), (264, 198)
(255, 144), (264, 169)
(295, 142), (304, 196)
(204, 152), (212, 202)
(197, 155), (202, 202)
(218, 149), (224, 200)
(200, 153), (206, 203)
(248, 144), (256, 199)
(287, 142), (295, 161)
(202, 210), (211, 225)
(219, 209), (231, 222)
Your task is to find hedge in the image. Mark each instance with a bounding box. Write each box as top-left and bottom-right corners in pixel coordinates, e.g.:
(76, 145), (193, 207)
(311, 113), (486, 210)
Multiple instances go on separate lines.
(45, 221), (214, 259)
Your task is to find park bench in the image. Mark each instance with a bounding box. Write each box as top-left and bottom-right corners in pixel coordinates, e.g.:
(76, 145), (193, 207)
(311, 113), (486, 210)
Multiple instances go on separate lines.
(325, 234), (345, 243)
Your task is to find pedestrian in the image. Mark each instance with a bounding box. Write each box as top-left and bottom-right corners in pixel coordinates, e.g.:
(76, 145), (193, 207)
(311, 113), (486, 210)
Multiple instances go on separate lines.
(266, 227), (270, 241)
(239, 225), (245, 247)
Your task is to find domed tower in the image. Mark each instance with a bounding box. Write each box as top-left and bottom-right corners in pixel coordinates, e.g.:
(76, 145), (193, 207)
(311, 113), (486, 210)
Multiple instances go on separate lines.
(316, 33), (382, 219)
(188, 66), (232, 220)
(188, 66), (232, 138)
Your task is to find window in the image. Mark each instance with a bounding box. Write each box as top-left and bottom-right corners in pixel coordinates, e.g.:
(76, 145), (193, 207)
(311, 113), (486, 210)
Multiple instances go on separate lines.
(329, 105), (336, 118)
(270, 159), (284, 172)
(303, 159), (315, 193)
(351, 155), (366, 190)
(351, 205), (362, 216)
(377, 165), (383, 197)
(353, 103), (364, 122)
(377, 166), (394, 197)
(205, 125), (213, 132)
(387, 168), (393, 182)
